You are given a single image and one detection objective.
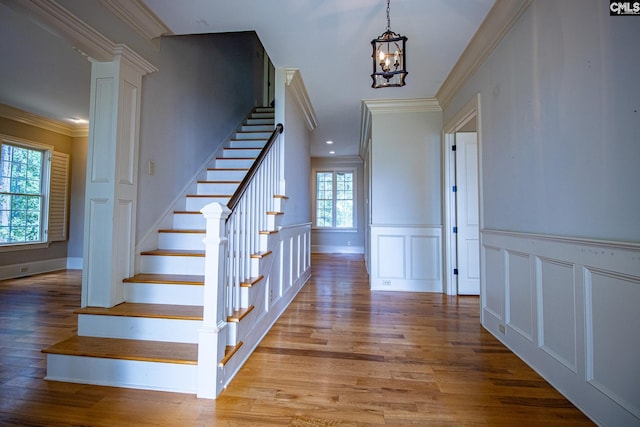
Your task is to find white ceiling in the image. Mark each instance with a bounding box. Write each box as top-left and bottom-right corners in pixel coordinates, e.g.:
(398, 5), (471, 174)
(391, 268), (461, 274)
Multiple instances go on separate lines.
(0, 0), (494, 157)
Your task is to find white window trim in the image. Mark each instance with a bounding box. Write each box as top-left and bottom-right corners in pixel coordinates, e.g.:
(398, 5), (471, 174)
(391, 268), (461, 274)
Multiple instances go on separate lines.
(0, 134), (54, 249)
(311, 167), (357, 231)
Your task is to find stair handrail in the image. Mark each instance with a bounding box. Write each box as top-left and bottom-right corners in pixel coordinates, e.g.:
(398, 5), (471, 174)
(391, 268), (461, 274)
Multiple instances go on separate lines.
(226, 123), (284, 213)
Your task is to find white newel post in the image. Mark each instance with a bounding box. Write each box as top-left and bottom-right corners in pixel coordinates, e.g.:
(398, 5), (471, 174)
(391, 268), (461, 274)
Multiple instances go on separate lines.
(198, 202), (231, 398)
(81, 45), (156, 308)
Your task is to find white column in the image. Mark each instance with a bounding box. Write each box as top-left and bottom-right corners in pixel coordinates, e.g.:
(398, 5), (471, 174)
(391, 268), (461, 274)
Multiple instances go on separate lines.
(197, 202), (231, 398)
(81, 46), (156, 308)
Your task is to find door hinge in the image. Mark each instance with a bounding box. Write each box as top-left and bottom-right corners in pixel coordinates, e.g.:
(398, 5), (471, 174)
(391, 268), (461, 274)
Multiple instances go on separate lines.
(452, 185), (457, 193)
(451, 145), (457, 151)
(453, 268), (458, 275)
(453, 226), (457, 233)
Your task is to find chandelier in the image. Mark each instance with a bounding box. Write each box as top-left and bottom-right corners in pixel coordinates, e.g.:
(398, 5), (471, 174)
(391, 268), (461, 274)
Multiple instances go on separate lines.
(371, 0), (407, 88)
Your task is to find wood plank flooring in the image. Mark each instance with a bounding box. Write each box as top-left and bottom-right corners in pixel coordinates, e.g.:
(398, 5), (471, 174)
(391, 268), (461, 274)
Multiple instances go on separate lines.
(0, 254), (594, 426)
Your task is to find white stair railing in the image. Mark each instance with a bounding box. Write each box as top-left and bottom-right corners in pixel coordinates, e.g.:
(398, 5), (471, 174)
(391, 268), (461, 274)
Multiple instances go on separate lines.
(197, 123), (284, 399)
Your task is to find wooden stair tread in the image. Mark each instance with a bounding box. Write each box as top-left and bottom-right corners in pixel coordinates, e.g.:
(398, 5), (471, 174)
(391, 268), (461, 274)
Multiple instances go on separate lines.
(43, 335), (197, 365)
(219, 341), (243, 368)
(273, 194), (289, 199)
(240, 276), (264, 288)
(207, 168), (249, 171)
(187, 194), (232, 198)
(197, 180), (241, 184)
(251, 250), (272, 259)
(158, 229), (204, 234)
(123, 273), (204, 285)
(140, 249), (204, 257)
(227, 305), (254, 322)
(215, 157), (256, 160)
(76, 302), (203, 320)
(259, 230), (278, 235)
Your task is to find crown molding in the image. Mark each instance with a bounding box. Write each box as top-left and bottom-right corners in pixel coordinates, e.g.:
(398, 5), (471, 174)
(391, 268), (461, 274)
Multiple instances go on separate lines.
(5, 0), (157, 74)
(284, 68), (318, 131)
(362, 98), (441, 114)
(436, 0), (533, 110)
(99, 0), (172, 41)
(358, 98), (441, 159)
(0, 103), (88, 138)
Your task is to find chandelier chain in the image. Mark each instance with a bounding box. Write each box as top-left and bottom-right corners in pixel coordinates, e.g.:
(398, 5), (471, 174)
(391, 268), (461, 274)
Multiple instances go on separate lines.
(386, 0), (391, 31)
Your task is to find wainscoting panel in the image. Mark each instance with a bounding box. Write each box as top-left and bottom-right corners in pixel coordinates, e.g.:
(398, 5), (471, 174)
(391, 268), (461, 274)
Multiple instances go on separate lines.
(370, 225), (442, 292)
(481, 230), (640, 426)
(482, 245), (504, 322)
(537, 257), (577, 372)
(506, 250), (533, 342)
(586, 268), (640, 419)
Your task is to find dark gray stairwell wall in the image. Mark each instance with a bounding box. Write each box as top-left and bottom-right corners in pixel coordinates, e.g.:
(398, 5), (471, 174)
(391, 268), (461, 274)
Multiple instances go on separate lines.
(136, 32), (265, 242)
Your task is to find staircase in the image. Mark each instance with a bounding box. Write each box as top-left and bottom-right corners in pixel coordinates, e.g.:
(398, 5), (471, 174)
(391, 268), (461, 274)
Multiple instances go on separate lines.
(43, 107), (294, 395)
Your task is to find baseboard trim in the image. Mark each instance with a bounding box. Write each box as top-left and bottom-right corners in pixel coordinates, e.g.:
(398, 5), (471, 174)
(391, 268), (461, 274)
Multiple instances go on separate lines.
(0, 258), (67, 280)
(66, 257), (83, 270)
(312, 245), (364, 254)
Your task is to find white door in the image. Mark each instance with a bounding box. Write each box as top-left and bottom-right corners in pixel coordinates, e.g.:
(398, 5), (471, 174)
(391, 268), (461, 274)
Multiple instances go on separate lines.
(455, 132), (480, 295)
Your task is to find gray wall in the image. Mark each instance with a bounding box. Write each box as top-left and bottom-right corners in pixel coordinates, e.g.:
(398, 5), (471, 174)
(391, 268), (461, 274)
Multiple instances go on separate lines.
(371, 111), (442, 226)
(136, 32), (265, 241)
(67, 135), (87, 261)
(444, 0), (640, 242)
(442, 1), (640, 424)
(274, 70), (312, 227)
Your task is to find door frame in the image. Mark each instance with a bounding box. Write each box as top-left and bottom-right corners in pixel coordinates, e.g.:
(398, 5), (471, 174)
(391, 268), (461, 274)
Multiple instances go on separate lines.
(442, 93), (483, 295)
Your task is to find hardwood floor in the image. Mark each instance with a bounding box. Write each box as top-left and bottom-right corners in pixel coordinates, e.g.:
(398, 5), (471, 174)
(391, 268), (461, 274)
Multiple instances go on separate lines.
(0, 254), (593, 426)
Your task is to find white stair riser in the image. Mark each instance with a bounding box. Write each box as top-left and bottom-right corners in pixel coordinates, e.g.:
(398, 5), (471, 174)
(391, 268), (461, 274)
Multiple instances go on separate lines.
(173, 213), (205, 229)
(206, 169), (247, 181)
(197, 182), (240, 194)
(125, 282), (204, 306)
(141, 255), (204, 275)
(222, 148), (262, 158)
(226, 322), (237, 345)
(229, 139), (266, 149)
(78, 315), (201, 343)
(250, 113), (274, 119)
(186, 197), (230, 211)
(246, 118), (274, 125)
(234, 132), (272, 140)
(158, 232), (205, 250)
(214, 158), (255, 169)
(45, 354), (197, 394)
(241, 125), (273, 132)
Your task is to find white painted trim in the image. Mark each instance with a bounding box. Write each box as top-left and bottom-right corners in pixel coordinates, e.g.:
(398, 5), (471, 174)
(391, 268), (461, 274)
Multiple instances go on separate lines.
(359, 101), (372, 160)
(370, 225), (443, 292)
(481, 229), (640, 426)
(312, 245), (364, 254)
(0, 103), (88, 137)
(66, 257), (83, 269)
(436, 0), (533, 109)
(99, 0), (171, 41)
(362, 98), (441, 114)
(5, 0), (157, 72)
(442, 94), (482, 296)
(284, 68), (318, 130)
(0, 258), (67, 280)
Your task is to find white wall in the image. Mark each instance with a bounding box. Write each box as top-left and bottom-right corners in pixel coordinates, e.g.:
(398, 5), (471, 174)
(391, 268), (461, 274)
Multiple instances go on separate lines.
(443, 1), (640, 425)
(311, 157), (365, 254)
(275, 69), (312, 227)
(366, 101), (444, 292)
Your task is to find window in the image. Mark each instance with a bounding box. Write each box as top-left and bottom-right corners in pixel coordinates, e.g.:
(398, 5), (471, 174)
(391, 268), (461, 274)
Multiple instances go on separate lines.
(314, 170), (354, 228)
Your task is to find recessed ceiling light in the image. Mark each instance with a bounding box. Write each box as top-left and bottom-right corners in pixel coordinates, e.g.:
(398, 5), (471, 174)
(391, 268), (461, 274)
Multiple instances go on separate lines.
(329, 151), (335, 155)
(326, 140), (334, 144)
(68, 118), (88, 124)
